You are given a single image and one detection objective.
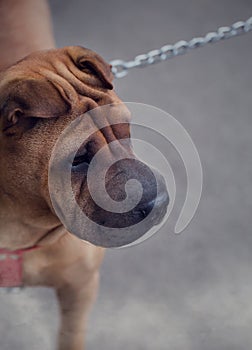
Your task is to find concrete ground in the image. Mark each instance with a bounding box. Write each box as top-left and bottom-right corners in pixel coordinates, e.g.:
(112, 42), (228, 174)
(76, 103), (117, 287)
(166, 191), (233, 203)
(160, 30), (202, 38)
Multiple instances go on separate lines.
(1, 0), (252, 349)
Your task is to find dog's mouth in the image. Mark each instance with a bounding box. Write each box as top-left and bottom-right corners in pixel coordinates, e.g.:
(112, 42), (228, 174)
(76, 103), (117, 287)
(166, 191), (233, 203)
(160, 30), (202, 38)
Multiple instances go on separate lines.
(72, 147), (90, 168)
(72, 153), (89, 167)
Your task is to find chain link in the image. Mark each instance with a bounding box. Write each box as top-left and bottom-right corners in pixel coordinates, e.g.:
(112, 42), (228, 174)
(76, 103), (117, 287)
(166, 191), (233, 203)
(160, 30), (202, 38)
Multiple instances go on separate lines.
(110, 16), (252, 78)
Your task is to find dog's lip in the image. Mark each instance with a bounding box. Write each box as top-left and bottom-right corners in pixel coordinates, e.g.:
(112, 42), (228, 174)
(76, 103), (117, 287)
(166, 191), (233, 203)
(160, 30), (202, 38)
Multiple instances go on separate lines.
(71, 161), (89, 173)
(71, 146), (90, 167)
(72, 153), (88, 167)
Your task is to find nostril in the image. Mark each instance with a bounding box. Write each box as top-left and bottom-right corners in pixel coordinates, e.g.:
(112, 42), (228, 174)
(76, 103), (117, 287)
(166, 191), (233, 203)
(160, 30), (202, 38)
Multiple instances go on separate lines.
(133, 199), (155, 219)
(133, 190), (169, 220)
(140, 208), (148, 217)
(155, 191), (169, 208)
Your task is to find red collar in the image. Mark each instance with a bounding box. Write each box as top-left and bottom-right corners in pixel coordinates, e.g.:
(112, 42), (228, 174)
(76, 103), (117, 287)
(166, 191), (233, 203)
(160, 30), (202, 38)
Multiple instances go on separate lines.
(0, 246), (39, 287)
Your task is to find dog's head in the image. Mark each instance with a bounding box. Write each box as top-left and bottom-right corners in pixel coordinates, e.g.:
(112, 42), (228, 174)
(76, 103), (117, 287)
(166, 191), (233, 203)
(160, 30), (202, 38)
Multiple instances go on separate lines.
(0, 46), (169, 247)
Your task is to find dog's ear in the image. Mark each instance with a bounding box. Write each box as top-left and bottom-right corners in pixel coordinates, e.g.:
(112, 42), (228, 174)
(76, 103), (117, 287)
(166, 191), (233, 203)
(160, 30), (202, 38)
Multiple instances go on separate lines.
(0, 79), (70, 134)
(77, 57), (114, 90)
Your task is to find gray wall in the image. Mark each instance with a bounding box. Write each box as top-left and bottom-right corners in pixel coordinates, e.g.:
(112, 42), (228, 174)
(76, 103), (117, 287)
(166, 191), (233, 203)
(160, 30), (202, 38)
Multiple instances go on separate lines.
(1, 1), (252, 349)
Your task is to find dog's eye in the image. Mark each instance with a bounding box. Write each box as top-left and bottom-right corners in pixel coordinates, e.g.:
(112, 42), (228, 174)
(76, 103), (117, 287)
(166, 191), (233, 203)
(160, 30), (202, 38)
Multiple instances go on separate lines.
(78, 60), (97, 76)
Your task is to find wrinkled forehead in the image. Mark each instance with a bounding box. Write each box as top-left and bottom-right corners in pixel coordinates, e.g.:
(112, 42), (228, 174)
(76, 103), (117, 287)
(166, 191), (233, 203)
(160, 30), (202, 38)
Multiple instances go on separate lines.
(0, 46), (115, 101)
(0, 46), (113, 81)
(0, 45), (129, 124)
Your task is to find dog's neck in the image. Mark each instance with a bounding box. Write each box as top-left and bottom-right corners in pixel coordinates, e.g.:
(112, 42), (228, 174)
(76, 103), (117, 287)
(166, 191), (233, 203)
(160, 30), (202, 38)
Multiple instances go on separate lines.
(0, 220), (66, 250)
(0, 192), (66, 250)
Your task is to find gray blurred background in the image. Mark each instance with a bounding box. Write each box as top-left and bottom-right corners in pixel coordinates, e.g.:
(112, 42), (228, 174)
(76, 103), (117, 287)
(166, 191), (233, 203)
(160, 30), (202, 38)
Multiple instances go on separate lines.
(1, 0), (252, 349)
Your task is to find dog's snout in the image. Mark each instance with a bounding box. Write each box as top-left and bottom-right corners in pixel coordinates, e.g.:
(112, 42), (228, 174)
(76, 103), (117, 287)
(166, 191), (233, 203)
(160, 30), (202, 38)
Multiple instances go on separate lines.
(73, 158), (169, 233)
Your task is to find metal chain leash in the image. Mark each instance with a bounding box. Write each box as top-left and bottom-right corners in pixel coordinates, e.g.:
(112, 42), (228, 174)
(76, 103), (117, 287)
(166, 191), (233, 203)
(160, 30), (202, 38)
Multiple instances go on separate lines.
(110, 16), (252, 78)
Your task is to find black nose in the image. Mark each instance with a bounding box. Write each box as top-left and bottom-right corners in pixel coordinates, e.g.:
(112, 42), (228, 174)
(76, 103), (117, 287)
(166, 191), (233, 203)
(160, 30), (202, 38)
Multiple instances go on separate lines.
(94, 163), (169, 230)
(71, 157), (170, 247)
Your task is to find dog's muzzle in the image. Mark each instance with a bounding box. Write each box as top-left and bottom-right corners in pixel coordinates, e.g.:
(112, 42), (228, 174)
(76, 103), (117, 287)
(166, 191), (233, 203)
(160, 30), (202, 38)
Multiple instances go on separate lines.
(70, 156), (169, 247)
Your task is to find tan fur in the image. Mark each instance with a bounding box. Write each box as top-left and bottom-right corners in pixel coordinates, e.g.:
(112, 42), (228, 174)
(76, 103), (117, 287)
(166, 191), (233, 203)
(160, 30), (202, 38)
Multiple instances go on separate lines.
(0, 44), (168, 350)
(0, 46), (115, 350)
(0, 3), (169, 349)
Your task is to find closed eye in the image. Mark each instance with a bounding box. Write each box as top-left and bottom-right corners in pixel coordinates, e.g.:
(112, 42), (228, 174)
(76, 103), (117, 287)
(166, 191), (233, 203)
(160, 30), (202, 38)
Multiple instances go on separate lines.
(76, 57), (113, 90)
(77, 60), (98, 76)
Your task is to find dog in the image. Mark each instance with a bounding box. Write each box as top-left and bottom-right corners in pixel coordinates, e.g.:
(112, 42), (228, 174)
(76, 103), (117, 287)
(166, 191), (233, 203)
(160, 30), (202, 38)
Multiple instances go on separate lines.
(0, 45), (169, 349)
